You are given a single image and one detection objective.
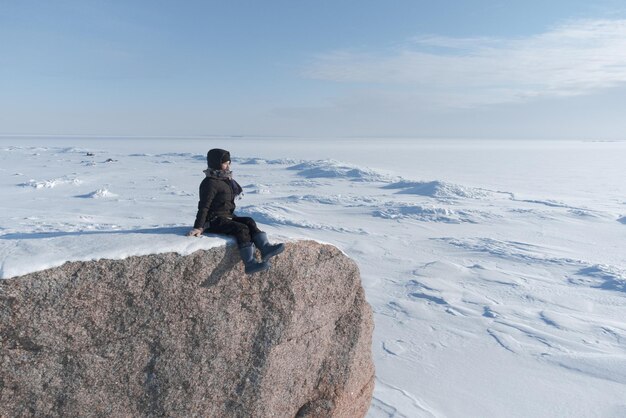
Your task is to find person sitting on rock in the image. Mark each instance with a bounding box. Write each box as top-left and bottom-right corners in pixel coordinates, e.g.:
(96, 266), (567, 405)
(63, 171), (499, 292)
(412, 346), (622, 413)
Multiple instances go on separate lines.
(187, 148), (284, 274)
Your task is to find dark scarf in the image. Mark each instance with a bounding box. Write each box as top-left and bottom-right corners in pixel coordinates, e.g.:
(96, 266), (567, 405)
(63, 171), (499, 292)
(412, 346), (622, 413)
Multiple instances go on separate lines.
(204, 169), (243, 197)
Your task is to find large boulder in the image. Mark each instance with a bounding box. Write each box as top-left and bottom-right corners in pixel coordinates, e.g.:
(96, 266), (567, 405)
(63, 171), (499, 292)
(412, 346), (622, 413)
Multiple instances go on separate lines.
(0, 241), (374, 417)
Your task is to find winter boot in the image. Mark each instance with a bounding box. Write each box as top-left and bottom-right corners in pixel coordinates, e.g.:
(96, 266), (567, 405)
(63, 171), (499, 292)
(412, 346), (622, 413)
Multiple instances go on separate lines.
(239, 243), (270, 274)
(252, 232), (285, 262)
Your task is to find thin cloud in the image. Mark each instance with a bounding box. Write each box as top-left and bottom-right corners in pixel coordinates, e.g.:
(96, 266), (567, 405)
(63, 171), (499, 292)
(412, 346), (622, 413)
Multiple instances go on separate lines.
(304, 19), (626, 107)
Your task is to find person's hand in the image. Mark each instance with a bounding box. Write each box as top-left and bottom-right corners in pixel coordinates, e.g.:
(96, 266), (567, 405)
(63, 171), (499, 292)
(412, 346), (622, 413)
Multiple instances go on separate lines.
(187, 228), (204, 237)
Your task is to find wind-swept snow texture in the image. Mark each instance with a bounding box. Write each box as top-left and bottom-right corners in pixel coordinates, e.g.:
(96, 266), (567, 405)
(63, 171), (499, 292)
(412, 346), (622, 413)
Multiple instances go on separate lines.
(1, 138), (626, 417)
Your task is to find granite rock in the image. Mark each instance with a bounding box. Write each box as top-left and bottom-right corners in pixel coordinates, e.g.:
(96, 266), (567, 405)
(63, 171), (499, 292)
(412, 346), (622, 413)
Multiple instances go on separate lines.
(0, 241), (374, 417)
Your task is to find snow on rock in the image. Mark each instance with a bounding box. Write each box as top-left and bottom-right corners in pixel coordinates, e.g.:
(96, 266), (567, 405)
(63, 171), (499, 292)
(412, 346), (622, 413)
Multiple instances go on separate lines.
(0, 229), (228, 279)
(383, 180), (490, 199)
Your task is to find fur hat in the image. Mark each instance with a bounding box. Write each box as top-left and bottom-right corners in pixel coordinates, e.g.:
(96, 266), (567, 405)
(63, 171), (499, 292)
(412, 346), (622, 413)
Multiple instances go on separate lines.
(206, 149), (231, 170)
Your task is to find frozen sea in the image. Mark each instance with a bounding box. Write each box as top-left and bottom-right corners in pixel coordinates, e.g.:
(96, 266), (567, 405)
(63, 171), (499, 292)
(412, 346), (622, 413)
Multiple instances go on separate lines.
(1, 137), (625, 417)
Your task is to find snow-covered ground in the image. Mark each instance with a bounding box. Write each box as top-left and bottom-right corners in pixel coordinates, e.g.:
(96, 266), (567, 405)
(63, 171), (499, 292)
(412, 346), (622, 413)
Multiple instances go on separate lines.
(1, 137), (625, 417)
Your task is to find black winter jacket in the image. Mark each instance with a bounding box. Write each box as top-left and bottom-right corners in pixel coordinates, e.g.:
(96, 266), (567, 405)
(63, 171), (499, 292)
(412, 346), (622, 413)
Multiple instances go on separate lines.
(193, 177), (238, 229)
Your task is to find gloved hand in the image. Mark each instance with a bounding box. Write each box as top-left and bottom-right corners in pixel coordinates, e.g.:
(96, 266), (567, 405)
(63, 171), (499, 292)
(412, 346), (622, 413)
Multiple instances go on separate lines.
(187, 228), (204, 237)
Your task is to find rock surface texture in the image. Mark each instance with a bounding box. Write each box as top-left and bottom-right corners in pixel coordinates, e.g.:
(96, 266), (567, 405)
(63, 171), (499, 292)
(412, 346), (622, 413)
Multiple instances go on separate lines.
(0, 241), (374, 417)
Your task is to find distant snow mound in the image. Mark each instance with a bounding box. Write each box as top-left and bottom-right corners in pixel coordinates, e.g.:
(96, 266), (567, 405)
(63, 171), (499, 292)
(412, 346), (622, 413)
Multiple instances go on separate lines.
(79, 189), (118, 199)
(57, 147), (106, 157)
(58, 147), (94, 154)
(288, 160), (391, 182)
(373, 203), (489, 223)
(129, 152), (204, 161)
(239, 158), (268, 165)
(236, 157), (302, 165)
(384, 180), (489, 199)
(269, 158), (302, 165)
(156, 152), (196, 158)
(19, 177), (82, 189)
(617, 216), (626, 224)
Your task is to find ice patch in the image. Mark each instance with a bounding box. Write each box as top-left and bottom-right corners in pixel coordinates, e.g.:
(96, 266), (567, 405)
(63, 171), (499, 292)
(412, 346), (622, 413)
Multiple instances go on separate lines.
(288, 179), (330, 188)
(238, 204), (366, 233)
(437, 237), (584, 266)
(373, 203), (489, 223)
(383, 180), (490, 199)
(288, 159), (392, 182)
(284, 194), (378, 207)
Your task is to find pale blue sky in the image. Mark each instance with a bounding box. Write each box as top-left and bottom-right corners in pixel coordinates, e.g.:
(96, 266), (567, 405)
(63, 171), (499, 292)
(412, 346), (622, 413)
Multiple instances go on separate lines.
(1, 0), (625, 139)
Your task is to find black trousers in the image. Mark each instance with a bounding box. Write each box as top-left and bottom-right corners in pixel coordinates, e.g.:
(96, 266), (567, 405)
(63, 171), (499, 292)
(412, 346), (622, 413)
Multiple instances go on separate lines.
(206, 215), (261, 248)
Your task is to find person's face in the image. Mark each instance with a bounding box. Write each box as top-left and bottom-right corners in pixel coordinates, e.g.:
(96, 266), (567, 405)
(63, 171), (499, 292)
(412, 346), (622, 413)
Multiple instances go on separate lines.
(221, 160), (231, 170)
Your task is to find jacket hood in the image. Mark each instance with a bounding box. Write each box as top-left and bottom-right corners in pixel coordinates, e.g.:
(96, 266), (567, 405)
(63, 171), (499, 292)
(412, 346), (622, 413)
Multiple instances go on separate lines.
(206, 149), (231, 170)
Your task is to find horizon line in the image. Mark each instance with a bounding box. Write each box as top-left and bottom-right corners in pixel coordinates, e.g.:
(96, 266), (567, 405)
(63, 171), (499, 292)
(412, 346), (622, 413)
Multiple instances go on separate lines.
(1, 133), (624, 142)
